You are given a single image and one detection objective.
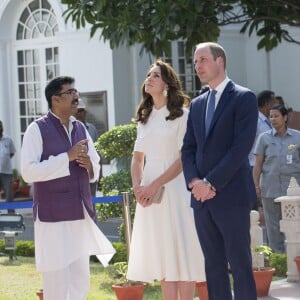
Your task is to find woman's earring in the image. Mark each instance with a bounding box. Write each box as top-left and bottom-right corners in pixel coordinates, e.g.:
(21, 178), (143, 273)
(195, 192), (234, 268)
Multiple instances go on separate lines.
(163, 89), (168, 97)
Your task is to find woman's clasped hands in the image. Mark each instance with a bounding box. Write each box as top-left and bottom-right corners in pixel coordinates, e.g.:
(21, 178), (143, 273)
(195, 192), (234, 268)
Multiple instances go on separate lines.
(133, 184), (159, 207)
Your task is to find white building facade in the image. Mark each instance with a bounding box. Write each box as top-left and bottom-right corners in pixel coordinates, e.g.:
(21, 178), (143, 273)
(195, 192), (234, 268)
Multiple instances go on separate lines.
(0, 0), (299, 172)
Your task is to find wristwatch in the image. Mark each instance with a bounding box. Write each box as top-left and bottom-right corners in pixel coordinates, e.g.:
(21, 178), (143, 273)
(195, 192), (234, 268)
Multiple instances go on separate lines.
(203, 178), (215, 191)
(203, 178), (212, 188)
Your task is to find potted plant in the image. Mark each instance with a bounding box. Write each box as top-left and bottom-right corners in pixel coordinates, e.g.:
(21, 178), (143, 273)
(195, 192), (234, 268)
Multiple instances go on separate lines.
(12, 168), (20, 197)
(94, 123), (137, 239)
(252, 245), (275, 297)
(294, 256), (300, 275)
(19, 177), (30, 198)
(108, 261), (146, 300)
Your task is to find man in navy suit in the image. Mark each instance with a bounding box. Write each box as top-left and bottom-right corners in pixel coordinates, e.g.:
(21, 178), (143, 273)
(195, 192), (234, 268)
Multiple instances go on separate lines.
(182, 42), (258, 300)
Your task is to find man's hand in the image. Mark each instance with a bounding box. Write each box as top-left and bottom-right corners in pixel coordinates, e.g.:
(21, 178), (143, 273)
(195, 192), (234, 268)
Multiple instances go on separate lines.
(189, 179), (216, 202)
(76, 151), (92, 171)
(67, 139), (89, 161)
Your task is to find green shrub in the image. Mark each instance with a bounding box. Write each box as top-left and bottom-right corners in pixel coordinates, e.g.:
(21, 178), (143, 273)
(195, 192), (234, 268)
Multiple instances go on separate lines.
(106, 261), (129, 284)
(0, 239), (4, 252)
(110, 242), (127, 264)
(95, 170), (133, 221)
(118, 222), (126, 243)
(0, 240), (127, 263)
(270, 253), (287, 277)
(15, 240), (35, 256)
(90, 242), (127, 263)
(94, 123), (137, 170)
(0, 240), (35, 257)
(94, 123), (137, 225)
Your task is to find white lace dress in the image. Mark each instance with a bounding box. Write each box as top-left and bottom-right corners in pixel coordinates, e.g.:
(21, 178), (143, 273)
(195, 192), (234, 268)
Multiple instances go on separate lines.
(127, 106), (205, 283)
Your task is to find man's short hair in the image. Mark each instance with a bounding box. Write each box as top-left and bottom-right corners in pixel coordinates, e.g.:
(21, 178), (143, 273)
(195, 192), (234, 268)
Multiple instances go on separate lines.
(45, 76), (75, 109)
(257, 90), (275, 108)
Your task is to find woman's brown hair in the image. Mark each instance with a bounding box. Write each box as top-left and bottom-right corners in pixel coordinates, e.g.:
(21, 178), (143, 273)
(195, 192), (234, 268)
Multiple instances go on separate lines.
(134, 59), (190, 124)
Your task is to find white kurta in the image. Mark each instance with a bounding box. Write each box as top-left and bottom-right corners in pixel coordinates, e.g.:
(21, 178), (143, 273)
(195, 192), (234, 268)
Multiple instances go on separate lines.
(127, 106), (205, 283)
(21, 113), (115, 272)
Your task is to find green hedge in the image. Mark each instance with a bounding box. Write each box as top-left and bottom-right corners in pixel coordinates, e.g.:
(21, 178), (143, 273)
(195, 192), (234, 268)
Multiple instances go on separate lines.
(269, 253), (287, 277)
(0, 240), (35, 257)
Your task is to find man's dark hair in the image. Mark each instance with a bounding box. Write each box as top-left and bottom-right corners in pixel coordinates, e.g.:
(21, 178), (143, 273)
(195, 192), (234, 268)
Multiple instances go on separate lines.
(257, 90), (275, 108)
(45, 76), (75, 109)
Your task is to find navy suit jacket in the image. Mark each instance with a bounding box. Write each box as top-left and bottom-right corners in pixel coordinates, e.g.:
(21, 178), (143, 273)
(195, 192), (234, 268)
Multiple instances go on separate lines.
(182, 80), (258, 210)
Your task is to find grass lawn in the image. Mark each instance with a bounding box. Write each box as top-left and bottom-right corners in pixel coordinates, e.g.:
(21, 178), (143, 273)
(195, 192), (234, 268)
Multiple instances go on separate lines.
(0, 256), (285, 299)
(0, 256), (162, 300)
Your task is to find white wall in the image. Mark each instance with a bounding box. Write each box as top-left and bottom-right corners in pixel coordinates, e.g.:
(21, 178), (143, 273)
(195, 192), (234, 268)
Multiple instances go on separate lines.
(219, 25), (300, 110)
(269, 38), (300, 111)
(57, 30), (116, 127)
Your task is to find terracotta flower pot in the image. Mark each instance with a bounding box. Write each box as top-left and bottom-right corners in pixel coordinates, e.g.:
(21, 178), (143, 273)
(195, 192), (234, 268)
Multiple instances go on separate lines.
(19, 185), (30, 197)
(195, 281), (209, 300)
(112, 282), (146, 300)
(294, 256), (300, 275)
(36, 289), (43, 300)
(12, 179), (20, 197)
(253, 267), (275, 297)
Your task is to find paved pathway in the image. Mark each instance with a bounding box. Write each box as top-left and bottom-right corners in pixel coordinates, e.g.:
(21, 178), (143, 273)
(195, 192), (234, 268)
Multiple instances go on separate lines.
(193, 279), (300, 299)
(261, 279), (300, 299)
(3, 208), (122, 243)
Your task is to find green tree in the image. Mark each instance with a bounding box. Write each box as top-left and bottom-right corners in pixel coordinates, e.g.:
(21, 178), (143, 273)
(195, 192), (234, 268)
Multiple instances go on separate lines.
(94, 123), (137, 222)
(62, 0), (300, 57)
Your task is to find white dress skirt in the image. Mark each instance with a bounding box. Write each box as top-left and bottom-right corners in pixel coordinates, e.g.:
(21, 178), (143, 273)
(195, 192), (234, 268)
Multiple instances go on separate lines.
(127, 106), (205, 283)
(34, 206), (116, 272)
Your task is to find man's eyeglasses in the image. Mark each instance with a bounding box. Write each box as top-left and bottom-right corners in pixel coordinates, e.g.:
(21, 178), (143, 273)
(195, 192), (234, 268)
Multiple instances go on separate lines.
(56, 88), (79, 96)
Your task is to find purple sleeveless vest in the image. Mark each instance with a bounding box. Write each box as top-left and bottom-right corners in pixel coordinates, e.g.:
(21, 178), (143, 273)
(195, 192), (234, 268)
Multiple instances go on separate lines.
(33, 112), (95, 222)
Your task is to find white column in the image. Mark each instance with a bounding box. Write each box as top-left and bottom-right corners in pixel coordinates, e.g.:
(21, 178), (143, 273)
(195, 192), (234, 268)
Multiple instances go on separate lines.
(250, 210), (264, 268)
(275, 177), (300, 282)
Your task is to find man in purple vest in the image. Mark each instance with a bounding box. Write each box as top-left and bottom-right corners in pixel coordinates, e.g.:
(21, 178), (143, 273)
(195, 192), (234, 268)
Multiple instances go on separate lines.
(21, 76), (115, 300)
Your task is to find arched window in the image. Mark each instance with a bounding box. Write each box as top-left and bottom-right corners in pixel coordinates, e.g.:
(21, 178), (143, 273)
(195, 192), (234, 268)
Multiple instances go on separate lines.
(16, 0), (58, 40)
(15, 0), (59, 140)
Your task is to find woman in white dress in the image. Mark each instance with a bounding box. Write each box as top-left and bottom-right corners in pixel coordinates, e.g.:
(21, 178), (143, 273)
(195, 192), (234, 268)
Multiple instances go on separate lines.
(127, 60), (205, 300)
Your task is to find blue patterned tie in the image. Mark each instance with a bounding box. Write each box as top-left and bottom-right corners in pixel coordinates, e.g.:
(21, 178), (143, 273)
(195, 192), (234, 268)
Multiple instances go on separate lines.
(205, 90), (217, 136)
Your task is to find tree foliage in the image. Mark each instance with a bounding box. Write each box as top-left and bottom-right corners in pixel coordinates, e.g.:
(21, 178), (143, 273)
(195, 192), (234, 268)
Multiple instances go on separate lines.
(62, 0), (300, 57)
(94, 123), (137, 170)
(94, 124), (136, 221)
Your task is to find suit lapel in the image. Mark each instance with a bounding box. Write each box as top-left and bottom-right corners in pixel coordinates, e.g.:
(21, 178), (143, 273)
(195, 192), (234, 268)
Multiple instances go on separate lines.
(200, 92), (209, 141)
(206, 81), (234, 137)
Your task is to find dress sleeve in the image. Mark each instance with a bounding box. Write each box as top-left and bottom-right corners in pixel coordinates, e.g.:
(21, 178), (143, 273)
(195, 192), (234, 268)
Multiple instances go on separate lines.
(177, 109), (188, 151)
(133, 122), (144, 153)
